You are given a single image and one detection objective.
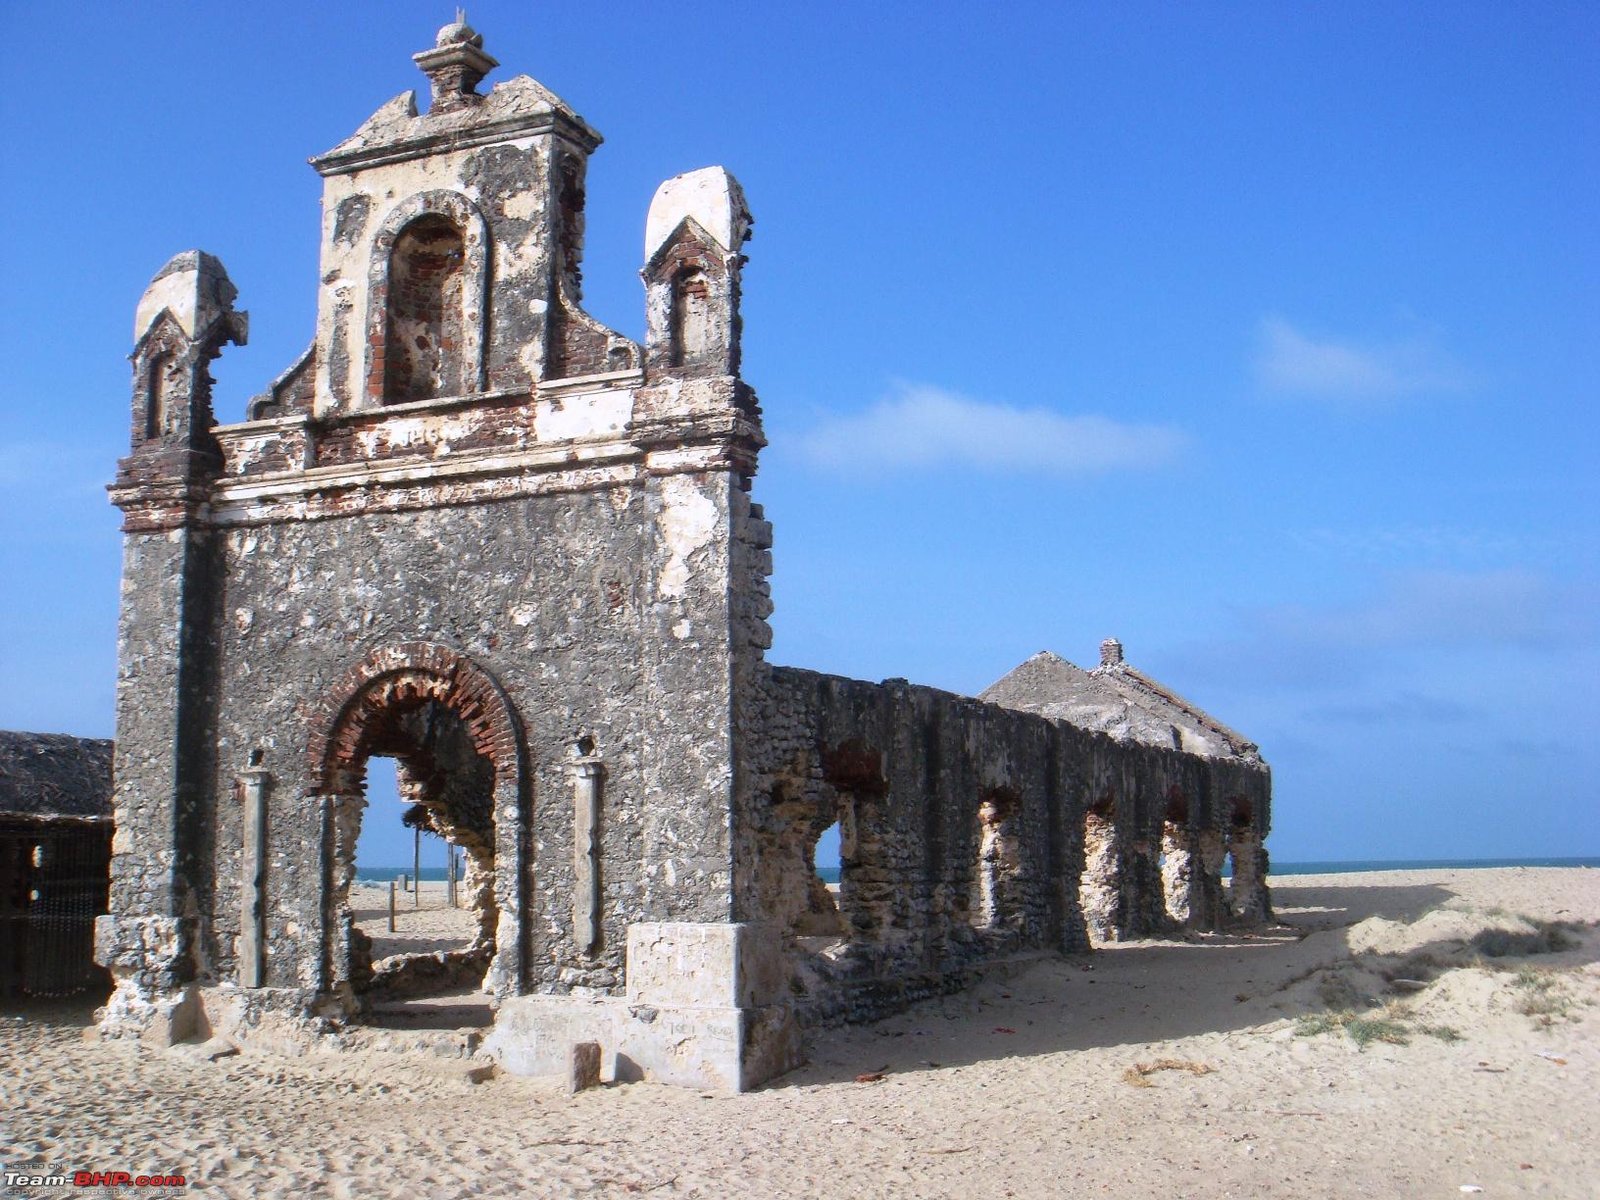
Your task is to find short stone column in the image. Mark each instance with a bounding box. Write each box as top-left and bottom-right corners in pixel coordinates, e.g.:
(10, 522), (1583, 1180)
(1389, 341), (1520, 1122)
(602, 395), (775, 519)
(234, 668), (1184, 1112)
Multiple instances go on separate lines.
(570, 754), (604, 953)
(238, 764), (271, 988)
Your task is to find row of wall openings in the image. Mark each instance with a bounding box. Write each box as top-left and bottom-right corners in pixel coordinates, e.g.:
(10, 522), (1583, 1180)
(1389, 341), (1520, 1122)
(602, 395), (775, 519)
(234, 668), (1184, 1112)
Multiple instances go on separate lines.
(795, 782), (1027, 946)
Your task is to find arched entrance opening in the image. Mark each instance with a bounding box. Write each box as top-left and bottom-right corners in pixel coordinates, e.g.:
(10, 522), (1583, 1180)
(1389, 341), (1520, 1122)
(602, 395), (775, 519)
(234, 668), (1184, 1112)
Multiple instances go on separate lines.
(343, 728), (497, 1004)
(308, 644), (526, 1014)
(332, 700), (495, 1005)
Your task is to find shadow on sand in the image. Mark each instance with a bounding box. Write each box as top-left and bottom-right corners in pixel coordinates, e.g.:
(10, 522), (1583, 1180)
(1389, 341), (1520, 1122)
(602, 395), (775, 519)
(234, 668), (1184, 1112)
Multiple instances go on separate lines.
(776, 877), (1600, 1088)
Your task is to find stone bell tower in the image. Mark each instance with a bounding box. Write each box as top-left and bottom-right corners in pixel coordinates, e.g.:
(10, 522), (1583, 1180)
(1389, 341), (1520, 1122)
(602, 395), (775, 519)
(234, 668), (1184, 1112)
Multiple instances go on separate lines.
(99, 19), (792, 1090)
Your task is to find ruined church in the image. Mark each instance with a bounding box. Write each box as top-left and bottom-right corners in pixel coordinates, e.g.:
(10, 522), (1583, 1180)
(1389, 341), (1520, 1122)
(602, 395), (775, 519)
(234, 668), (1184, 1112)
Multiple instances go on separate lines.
(97, 22), (1272, 1090)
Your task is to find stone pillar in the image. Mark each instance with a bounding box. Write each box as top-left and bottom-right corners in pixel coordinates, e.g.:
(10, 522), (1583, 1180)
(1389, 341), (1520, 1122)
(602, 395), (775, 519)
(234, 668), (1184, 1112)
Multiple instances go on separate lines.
(98, 252), (247, 1041)
(1078, 812), (1120, 944)
(1161, 823), (1195, 926)
(1195, 828), (1229, 931)
(1229, 835), (1272, 924)
(238, 766), (270, 988)
(571, 756), (603, 953)
(1124, 833), (1165, 936)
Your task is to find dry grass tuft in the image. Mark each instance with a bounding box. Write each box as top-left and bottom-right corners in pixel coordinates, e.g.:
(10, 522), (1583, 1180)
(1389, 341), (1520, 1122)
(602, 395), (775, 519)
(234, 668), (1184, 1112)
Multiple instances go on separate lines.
(1122, 1058), (1214, 1087)
(1470, 920), (1582, 959)
(1511, 966), (1584, 1027)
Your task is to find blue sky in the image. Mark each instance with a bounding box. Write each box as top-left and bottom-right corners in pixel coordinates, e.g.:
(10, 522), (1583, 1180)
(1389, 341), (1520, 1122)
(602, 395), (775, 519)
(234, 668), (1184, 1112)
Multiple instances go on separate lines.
(1, 2), (1595, 866)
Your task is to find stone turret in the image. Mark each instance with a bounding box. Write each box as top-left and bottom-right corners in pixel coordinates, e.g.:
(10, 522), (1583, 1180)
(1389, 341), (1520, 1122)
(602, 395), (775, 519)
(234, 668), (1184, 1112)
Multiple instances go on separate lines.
(642, 167), (754, 377)
(119, 252), (248, 496)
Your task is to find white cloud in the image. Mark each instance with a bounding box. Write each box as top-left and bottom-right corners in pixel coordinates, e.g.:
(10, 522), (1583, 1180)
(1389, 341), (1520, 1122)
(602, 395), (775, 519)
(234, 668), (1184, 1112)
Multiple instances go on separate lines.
(797, 383), (1186, 475)
(1254, 315), (1470, 401)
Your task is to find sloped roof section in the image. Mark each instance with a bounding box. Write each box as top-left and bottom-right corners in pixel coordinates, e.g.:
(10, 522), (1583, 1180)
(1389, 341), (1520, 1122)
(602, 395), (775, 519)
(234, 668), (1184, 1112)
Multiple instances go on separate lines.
(313, 74), (601, 175)
(0, 732), (114, 820)
(980, 642), (1262, 765)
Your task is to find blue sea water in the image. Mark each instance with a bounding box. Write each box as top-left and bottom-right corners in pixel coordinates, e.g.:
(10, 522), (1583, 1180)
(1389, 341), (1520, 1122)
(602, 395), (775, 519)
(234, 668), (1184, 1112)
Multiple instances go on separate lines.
(1262, 856), (1600, 876)
(808, 857), (1598, 884)
(356, 857), (1598, 887)
(355, 865), (454, 884)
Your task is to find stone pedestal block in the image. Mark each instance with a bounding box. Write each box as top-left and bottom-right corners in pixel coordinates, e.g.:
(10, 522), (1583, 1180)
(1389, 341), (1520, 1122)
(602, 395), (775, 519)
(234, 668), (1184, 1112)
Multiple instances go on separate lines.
(482, 921), (800, 1091)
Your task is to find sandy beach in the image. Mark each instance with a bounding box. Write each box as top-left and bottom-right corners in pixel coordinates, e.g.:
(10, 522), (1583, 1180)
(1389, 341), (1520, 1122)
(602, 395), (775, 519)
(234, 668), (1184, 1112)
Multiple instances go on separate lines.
(3, 866), (1596, 1199)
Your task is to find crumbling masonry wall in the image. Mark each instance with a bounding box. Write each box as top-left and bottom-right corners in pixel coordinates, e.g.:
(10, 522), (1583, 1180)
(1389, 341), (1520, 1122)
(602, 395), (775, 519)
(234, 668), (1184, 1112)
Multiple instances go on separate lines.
(734, 668), (1272, 1028)
(94, 21), (1270, 1089)
(97, 24), (768, 1069)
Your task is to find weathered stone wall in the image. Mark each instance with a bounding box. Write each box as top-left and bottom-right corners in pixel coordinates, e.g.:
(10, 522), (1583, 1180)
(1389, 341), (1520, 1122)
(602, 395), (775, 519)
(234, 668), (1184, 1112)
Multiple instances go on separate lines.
(735, 666), (1272, 1026)
(96, 22), (1271, 1088)
(102, 437), (754, 1006)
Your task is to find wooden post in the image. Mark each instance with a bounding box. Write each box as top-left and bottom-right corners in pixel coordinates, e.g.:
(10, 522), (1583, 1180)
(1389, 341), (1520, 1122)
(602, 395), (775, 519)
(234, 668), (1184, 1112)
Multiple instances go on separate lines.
(388, 879), (397, 933)
(446, 845), (458, 909)
(413, 826), (421, 909)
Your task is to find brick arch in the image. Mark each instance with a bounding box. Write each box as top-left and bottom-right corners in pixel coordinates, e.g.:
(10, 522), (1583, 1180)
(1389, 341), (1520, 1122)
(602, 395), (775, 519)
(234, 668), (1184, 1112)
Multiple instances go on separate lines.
(306, 641), (523, 794)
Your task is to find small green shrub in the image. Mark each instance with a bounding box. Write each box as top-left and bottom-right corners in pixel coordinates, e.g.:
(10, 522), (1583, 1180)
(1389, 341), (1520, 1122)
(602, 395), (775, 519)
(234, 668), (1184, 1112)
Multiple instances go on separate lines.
(1345, 1017), (1411, 1047)
(1294, 1010), (1427, 1049)
(1295, 1014), (1341, 1038)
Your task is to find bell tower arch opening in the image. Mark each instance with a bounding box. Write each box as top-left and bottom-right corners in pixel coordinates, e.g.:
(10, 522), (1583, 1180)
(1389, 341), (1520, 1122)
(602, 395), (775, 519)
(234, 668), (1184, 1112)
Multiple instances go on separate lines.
(360, 190), (490, 409)
(383, 215), (467, 403)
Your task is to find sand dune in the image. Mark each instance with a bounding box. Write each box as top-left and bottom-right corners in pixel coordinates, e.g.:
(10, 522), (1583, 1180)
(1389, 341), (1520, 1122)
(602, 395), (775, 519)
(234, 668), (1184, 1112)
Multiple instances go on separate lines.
(3, 867), (1596, 1198)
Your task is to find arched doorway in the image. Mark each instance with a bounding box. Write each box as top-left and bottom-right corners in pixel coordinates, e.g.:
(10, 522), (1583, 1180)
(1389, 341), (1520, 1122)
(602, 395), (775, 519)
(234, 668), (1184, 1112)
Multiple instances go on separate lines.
(306, 644), (527, 1012)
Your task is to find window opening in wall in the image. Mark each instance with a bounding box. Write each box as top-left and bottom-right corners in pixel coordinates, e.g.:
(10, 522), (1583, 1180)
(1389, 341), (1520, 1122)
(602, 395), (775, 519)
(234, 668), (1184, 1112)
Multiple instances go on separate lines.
(1079, 792), (1119, 944)
(144, 353), (170, 439)
(384, 216), (466, 403)
(796, 819), (844, 941)
(1161, 790), (1193, 924)
(972, 789), (1022, 931)
(818, 742), (890, 948)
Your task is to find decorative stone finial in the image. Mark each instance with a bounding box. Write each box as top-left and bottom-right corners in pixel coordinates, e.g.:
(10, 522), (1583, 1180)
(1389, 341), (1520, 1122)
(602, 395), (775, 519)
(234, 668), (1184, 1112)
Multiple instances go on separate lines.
(1099, 638), (1124, 667)
(436, 9), (482, 47)
(413, 14), (498, 112)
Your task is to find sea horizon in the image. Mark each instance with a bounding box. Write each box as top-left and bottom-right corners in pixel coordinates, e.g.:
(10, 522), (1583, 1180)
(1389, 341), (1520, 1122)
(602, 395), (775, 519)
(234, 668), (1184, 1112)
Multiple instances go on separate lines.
(355, 856), (1600, 886)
